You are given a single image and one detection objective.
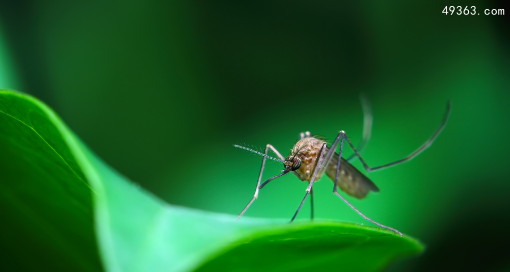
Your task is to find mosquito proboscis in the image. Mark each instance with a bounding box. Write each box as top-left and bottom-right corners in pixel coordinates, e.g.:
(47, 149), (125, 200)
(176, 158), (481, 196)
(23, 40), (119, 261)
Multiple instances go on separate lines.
(234, 98), (451, 237)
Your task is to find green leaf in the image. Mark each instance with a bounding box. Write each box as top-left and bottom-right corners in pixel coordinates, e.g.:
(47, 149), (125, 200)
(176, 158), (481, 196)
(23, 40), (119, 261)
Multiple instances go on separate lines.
(0, 90), (424, 272)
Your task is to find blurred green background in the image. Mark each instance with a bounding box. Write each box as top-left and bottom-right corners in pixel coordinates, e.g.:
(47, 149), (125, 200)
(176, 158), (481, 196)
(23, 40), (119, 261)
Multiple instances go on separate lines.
(0, 0), (509, 271)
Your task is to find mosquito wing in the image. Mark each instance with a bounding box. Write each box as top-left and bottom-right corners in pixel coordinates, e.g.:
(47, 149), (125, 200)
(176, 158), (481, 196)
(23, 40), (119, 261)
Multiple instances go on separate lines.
(325, 153), (379, 199)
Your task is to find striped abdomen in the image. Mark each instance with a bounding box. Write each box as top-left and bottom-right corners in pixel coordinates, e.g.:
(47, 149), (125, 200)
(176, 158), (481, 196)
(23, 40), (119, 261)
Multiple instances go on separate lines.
(325, 154), (379, 199)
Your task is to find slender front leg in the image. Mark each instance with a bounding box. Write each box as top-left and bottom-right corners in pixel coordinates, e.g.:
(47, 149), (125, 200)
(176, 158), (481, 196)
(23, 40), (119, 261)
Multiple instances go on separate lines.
(291, 181), (314, 222)
(236, 144), (288, 220)
(310, 187), (314, 220)
(290, 143), (326, 222)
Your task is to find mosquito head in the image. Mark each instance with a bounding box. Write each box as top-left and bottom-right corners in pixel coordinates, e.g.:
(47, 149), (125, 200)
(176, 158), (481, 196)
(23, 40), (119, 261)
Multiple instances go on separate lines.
(284, 156), (301, 171)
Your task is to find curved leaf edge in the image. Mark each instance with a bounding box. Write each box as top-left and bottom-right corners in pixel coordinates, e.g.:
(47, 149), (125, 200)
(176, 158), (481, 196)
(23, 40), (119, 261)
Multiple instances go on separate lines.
(0, 90), (425, 272)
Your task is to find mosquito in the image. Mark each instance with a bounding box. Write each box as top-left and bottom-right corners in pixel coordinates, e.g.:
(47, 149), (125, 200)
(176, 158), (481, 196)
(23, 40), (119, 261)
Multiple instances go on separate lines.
(234, 98), (451, 237)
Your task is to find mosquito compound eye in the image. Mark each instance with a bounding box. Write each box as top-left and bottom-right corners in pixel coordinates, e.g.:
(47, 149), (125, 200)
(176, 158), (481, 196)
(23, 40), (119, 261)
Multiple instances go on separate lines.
(291, 158), (301, 171)
(283, 159), (291, 169)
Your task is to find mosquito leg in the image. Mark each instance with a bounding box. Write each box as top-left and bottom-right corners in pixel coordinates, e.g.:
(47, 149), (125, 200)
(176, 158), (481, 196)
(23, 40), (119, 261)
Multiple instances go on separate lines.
(290, 143), (326, 222)
(291, 181), (314, 222)
(310, 187), (314, 220)
(334, 191), (403, 237)
(346, 94), (372, 162)
(330, 131), (402, 236)
(333, 132), (346, 194)
(236, 144), (288, 220)
(267, 144), (286, 161)
(346, 100), (451, 173)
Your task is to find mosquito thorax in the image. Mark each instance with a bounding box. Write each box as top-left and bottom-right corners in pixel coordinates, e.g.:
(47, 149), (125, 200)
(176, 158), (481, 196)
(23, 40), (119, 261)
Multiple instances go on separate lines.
(288, 137), (329, 182)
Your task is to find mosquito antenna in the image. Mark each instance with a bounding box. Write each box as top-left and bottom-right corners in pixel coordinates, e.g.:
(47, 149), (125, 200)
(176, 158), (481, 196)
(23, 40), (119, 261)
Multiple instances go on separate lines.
(234, 144), (284, 163)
